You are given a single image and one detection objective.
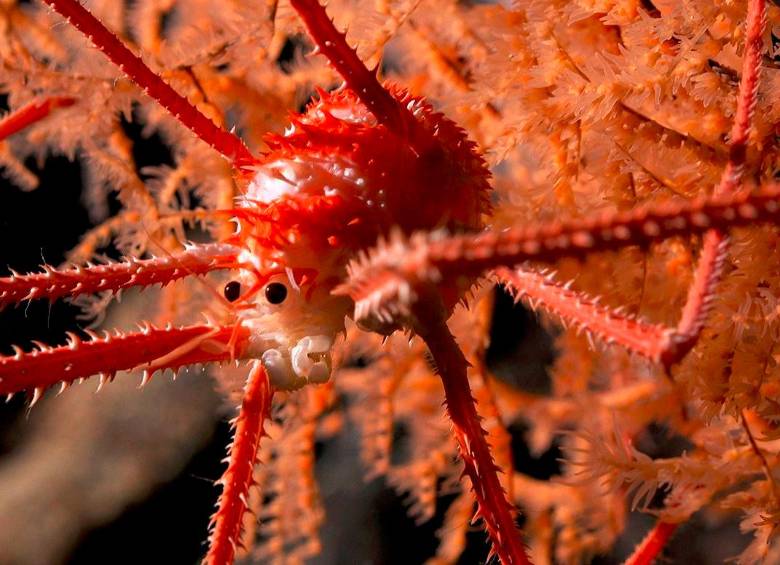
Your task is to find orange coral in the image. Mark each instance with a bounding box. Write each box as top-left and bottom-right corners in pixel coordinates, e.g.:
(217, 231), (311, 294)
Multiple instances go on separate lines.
(1, 0), (780, 564)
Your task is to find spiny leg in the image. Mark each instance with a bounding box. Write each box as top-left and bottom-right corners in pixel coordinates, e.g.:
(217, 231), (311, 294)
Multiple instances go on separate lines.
(339, 183), (780, 322)
(41, 0), (255, 166)
(0, 241), (249, 399)
(0, 242), (242, 309)
(289, 0), (412, 134)
(412, 293), (531, 565)
(206, 362), (274, 565)
(0, 322), (251, 400)
(495, 227), (728, 369)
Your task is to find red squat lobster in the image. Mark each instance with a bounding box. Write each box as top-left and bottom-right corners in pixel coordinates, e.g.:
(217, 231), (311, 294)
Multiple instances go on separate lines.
(0, 0), (777, 563)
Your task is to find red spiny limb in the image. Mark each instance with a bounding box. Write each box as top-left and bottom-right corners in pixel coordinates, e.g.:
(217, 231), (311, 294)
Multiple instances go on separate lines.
(289, 0), (410, 134)
(414, 299), (531, 565)
(497, 267), (671, 364)
(206, 362), (273, 565)
(673, 230), (729, 353)
(0, 323), (250, 397)
(0, 243), (241, 310)
(340, 185), (780, 315)
(41, 0), (255, 167)
(495, 230), (728, 367)
(622, 521), (678, 565)
(0, 97), (75, 141)
(717, 0), (766, 196)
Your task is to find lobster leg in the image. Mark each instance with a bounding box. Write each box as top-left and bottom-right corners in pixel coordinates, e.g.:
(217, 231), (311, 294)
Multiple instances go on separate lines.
(339, 185), (780, 321)
(495, 228), (728, 369)
(413, 294), (531, 565)
(0, 323), (251, 399)
(0, 243), (241, 310)
(41, 0), (255, 167)
(289, 0), (411, 134)
(206, 362), (274, 565)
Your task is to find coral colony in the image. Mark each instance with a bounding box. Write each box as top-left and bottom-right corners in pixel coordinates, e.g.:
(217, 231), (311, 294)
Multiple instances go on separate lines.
(1, 0), (779, 563)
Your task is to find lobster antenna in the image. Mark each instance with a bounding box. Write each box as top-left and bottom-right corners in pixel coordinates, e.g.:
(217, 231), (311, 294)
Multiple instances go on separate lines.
(41, 0), (255, 167)
(289, 0), (412, 134)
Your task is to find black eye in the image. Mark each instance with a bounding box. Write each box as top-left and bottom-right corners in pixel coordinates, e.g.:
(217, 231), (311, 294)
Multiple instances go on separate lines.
(224, 280), (241, 302)
(265, 282), (288, 304)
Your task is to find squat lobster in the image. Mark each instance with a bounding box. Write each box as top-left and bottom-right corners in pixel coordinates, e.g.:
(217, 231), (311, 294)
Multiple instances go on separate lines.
(0, 0), (776, 563)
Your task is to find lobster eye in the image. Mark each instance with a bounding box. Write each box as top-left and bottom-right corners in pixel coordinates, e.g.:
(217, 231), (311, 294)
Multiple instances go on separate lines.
(223, 281), (241, 302)
(265, 282), (288, 304)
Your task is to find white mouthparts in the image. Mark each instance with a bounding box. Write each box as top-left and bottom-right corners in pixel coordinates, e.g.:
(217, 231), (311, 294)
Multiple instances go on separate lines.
(261, 335), (333, 390)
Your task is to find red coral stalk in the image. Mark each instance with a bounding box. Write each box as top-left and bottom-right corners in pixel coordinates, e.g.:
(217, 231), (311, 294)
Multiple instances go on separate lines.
(623, 521), (678, 565)
(0, 97), (75, 141)
(206, 362), (274, 565)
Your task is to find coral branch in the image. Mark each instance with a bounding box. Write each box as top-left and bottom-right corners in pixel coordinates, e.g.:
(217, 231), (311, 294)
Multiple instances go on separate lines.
(0, 243), (241, 309)
(206, 362), (273, 565)
(496, 229), (728, 367)
(623, 521), (678, 565)
(289, 0), (409, 134)
(0, 97), (75, 141)
(0, 323), (250, 398)
(717, 0), (766, 196)
(413, 296), (531, 565)
(672, 229), (730, 354)
(41, 0), (255, 166)
(665, 0), (769, 367)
